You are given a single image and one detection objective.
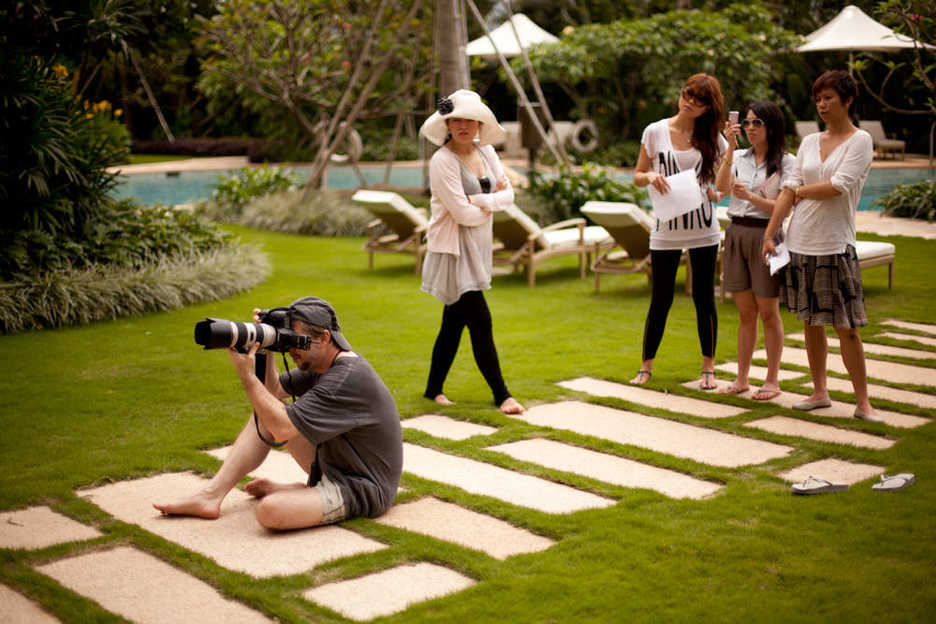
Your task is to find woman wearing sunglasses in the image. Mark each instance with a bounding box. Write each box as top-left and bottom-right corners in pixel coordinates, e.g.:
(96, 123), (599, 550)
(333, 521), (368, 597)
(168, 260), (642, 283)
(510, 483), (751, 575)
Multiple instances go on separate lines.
(762, 70), (879, 422)
(631, 73), (728, 390)
(417, 89), (524, 415)
(715, 102), (795, 400)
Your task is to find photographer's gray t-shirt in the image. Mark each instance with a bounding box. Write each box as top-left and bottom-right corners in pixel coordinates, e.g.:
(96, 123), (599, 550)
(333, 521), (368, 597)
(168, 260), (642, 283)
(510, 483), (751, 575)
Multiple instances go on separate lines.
(280, 355), (402, 519)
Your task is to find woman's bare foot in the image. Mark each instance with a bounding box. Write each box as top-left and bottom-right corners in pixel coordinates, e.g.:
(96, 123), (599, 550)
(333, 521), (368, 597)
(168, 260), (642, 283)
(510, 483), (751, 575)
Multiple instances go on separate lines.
(718, 382), (749, 395)
(244, 478), (303, 498)
(432, 394), (455, 406)
(499, 397), (525, 414)
(751, 385), (781, 401)
(152, 491), (222, 519)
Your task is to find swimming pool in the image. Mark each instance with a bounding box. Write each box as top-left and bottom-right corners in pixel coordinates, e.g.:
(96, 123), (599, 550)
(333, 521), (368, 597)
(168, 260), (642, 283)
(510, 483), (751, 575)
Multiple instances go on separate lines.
(113, 164), (934, 210)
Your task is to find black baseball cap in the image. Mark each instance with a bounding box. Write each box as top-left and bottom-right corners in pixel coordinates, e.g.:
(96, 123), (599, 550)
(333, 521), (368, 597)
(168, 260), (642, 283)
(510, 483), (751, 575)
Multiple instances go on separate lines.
(287, 296), (351, 351)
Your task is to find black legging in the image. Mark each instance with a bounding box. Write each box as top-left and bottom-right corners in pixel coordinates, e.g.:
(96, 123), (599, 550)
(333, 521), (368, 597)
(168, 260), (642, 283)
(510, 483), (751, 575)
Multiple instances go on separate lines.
(641, 244), (719, 361)
(425, 290), (511, 406)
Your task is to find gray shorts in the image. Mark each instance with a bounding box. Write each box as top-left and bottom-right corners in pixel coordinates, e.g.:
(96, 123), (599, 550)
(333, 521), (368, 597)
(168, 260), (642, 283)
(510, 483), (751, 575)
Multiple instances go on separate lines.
(313, 473), (348, 524)
(722, 222), (781, 298)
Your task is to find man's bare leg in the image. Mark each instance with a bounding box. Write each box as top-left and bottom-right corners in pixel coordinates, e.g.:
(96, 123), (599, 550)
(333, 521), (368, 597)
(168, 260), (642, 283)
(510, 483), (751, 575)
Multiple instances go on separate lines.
(153, 414), (272, 518)
(244, 434), (316, 499)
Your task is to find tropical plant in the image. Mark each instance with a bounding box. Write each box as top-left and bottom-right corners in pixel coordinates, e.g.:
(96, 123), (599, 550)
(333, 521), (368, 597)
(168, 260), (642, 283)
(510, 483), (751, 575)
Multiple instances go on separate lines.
(875, 179), (936, 221)
(210, 166), (300, 214)
(527, 162), (650, 223)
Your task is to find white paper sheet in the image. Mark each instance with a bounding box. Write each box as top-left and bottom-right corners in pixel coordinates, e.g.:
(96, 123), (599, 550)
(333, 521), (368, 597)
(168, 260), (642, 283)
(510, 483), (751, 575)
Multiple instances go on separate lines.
(768, 242), (790, 276)
(648, 169), (704, 221)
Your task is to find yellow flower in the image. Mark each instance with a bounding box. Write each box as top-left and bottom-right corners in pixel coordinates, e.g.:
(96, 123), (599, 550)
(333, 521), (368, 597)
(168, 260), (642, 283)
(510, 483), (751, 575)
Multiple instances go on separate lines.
(53, 64), (69, 78)
(115, 108), (123, 117)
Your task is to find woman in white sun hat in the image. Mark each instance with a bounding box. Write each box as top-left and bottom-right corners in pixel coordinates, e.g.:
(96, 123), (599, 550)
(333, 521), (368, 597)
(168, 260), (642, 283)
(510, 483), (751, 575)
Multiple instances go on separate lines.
(418, 89), (524, 415)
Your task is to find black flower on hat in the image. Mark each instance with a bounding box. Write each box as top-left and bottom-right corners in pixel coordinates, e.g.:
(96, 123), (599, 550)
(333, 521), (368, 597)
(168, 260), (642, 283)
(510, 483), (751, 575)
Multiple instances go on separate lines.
(437, 97), (454, 115)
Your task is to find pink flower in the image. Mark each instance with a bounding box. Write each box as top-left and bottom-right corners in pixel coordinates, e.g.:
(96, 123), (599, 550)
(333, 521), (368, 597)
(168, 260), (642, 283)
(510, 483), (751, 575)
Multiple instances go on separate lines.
(341, 60), (351, 69)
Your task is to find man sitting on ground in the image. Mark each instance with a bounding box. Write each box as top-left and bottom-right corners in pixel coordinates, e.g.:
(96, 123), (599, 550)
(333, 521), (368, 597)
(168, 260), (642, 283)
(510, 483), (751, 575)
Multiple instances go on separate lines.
(154, 296), (402, 530)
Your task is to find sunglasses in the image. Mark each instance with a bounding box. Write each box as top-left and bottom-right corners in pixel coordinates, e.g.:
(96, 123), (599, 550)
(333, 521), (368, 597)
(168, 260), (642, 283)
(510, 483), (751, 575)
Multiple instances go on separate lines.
(741, 119), (765, 128)
(681, 86), (710, 107)
(479, 176), (491, 193)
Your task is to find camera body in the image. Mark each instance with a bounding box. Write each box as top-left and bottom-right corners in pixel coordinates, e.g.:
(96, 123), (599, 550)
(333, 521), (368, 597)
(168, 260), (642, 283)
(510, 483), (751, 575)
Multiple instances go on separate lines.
(194, 307), (313, 353)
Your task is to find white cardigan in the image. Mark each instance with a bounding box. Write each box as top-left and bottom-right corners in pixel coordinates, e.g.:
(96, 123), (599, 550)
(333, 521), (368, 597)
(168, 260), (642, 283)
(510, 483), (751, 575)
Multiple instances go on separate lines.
(426, 144), (514, 256)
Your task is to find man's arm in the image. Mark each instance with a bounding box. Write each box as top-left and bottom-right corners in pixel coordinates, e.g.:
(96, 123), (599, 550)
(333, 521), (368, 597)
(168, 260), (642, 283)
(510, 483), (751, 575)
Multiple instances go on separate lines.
(230, 343), (300, 443)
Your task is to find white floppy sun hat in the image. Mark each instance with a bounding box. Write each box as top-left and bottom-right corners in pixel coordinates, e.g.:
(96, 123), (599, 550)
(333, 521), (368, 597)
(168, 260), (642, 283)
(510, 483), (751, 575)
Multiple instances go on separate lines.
(419, 89), (506, 146)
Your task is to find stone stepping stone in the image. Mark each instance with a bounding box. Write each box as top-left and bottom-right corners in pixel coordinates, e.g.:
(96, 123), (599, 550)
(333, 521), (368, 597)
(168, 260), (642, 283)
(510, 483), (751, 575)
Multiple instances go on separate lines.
(511, 401), (792, 468)
(403, 443), (613, 513)
(35, 546), (272, 623)
(780, 458), (885, 485)
(679, 378), (927, 429)
(805, 377), (936, 411)
(753, 346), (936, 387)
(303, 562), (475, 621)
(879, 331), (936, 349)
(558, 377), (747, 419)
(0, 584), (60, 623)
(401, 415), (498, 440)
(714, 363), (804, 382)
(786, 333), (935, 361)
(375, 497), (554, 559)
(487, 439), (723, 500)
(881, 319), (936, 336)
(80, 472), (386, 577)
(745, 416), (894, 449)
(0, 506), (101, 550)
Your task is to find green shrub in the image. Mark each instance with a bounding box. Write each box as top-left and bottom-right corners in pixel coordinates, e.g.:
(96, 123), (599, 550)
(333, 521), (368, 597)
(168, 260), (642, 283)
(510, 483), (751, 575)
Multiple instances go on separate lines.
(197, 189), (373, 236)
(527, 162), (650, 223)
(211, 166), (300, 213)
(876, 180), (936, 221)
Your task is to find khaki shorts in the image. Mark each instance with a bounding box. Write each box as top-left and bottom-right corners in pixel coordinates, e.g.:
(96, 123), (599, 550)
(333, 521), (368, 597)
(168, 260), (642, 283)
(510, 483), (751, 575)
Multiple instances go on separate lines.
(722, 222), (781, 298)
(313, 473), (348, 524)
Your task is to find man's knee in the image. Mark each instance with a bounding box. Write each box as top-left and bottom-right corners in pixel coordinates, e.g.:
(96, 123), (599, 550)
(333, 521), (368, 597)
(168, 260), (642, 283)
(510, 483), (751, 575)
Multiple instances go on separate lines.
(254, 496), (291, 530)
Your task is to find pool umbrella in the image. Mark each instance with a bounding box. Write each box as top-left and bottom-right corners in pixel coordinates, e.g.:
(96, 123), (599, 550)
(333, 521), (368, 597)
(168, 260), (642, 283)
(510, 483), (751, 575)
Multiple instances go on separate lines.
(465, 13), (558, 59)
(797, 4), (934, 67)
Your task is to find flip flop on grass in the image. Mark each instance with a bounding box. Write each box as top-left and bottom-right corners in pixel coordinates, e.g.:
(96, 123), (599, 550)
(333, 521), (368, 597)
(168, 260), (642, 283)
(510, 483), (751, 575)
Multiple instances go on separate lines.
(872, 473), (915, 492)
(792, 476), (849, 495)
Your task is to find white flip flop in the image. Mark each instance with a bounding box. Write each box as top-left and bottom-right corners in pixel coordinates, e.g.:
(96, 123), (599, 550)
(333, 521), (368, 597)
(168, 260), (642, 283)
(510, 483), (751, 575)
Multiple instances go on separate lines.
(872, 473), (915, 492)
(791, 476), (849, 495)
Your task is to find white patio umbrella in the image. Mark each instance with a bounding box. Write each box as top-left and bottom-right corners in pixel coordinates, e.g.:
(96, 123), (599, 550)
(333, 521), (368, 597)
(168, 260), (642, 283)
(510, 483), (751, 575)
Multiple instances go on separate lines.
(465, 13), (558, 59)
(798, 4), (934, 66)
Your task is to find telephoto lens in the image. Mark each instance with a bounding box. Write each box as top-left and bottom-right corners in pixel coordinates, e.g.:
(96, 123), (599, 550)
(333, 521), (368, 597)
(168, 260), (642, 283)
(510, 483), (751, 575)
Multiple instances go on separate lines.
(194, 318), (279, 352)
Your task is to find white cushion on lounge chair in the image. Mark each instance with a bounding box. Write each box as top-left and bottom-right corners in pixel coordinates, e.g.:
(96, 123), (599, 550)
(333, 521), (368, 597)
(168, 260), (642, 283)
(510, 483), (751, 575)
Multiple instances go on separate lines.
(351, 190), (429, 275)
(352, 189), (427, 225)
(580, 201), (654, 230)
(855, 240), (895, 261)
(543, 225), (610, 249)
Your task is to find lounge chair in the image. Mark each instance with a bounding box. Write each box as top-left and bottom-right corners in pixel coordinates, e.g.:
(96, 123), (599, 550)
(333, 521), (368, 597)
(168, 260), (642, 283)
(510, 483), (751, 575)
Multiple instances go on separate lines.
(351, 190), (428, 275)
(795, 121), (820, 142)
(855, 240), (896, 289)
(859, 121), (905, 160)
(579, 201), (654, 292)
(491, 204), (612, 287)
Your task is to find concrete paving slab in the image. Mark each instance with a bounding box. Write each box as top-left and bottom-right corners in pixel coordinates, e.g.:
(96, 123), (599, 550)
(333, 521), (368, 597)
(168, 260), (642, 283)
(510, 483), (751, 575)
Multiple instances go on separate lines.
(80, 472), (386, 577)
(487, 439), (723, 500)
(713, 363), (804, 382)
(302, 562), (475, 621)
(375, 497), (554, 559)
(780, 458), (885, 485)
(754, 346), (936, 387)
(786, 333), (935, 361)
(745, 416), (894, 449)
(401, 415), (498, 440)
(403, 443), (613, 513)
(0, 584), (60, 623)
(806, 376), (936, 410)
(36, 546), (272, 623)
(0, 506), (102, 550)
(511, 401), (792, 468)
(881, 319), (936, 336)
(680, 378), (927, 429)
(206, 446), (308, 483)
(558, 377), (747, 418)
(879, 331), (936, 349)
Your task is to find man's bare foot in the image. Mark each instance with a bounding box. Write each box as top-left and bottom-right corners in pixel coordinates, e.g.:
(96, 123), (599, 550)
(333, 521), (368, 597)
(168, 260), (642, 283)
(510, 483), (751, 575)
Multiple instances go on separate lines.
(718, 382), (749, 395)
(244, 478), (303, 498)
(433, 394), (455, 406)
(499, 397), (524, 414)
(152, 492), (221, 519)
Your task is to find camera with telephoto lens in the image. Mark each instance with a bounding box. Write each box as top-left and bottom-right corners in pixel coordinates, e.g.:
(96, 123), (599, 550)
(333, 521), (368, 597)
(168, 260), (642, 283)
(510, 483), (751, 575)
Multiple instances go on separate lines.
(194, 307), (313, 353)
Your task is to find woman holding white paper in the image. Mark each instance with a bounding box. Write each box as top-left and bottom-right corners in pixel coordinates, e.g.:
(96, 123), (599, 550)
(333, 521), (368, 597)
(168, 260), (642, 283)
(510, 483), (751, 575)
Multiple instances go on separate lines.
(761, 70), (879, 422)
(631, 73), (728, 390)
(715, 101), (795, 400)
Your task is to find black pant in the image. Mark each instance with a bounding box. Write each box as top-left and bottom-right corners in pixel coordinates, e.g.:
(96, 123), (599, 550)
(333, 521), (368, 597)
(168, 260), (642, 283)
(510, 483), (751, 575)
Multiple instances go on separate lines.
(641, 245), (719, 361)
(425, 290), (511, 406)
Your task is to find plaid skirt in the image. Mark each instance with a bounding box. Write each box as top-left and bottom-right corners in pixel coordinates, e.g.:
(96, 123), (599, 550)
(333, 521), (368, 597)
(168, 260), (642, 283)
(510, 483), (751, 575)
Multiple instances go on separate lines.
(780, 245), (868, 328)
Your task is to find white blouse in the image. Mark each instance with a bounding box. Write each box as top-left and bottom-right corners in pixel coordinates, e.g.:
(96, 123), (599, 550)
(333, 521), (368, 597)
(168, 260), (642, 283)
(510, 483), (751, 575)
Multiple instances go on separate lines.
(783, 130), (873, 256)
(726, 148), (796, 219)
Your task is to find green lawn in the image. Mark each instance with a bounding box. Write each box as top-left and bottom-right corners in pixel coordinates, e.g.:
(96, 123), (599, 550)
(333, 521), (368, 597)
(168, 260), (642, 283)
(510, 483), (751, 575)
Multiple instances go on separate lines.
(125, 153), (197, 165)
(2, 226), (934, 622)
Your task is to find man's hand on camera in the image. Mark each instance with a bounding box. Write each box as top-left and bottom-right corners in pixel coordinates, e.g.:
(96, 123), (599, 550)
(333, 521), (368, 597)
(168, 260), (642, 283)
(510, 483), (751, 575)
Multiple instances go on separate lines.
(228, 341), (260, 380)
